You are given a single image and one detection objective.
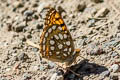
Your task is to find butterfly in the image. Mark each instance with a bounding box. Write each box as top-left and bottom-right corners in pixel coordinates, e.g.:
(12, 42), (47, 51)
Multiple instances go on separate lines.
(40, 7), (80, 68)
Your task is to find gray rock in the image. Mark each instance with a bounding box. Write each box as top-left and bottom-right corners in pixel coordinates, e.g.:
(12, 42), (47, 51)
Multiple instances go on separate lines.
(77, 3), (86, 12)
(17, 53), (28, 62)
(36, 23), (43, 29)
(39, 66), (45, 71)
(99, 70), (110, 79)
(17, 53), (25, 61)
(67, 74), (75, 79)
(111, 52), (118, 57)
(24, 10), (34, 16)
(87, 19), (95, 27)
(50, 72), (64, 80)
(13, 1), (24, 8)
(110, 75), (119, 80)
(109, 64), (119, 72)
(13, 22), (26, 32)
(91, 0), (103, 3)
(21, 72), (31, 80)
(87, 43), (105, 55)
(32, 48), (39, 52)
(26, 33), (32, 39)
(48, 61), (56, 69)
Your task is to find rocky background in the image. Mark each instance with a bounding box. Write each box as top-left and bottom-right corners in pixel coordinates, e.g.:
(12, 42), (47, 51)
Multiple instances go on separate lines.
(0, 0), (120, 80)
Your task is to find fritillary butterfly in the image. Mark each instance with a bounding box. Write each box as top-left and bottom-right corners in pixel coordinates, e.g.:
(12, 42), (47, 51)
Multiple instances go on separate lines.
(40, 8), (80, 67)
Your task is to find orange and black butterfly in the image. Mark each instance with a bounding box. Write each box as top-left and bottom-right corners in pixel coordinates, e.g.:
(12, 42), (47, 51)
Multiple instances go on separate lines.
(40, 8), (80, 67)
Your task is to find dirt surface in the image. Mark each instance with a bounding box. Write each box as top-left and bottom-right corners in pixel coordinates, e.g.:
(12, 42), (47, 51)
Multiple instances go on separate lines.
(0, 0), (120, 80)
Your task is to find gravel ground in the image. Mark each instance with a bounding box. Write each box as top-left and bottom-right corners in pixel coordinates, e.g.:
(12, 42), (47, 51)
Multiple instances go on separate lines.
(0, 0), (120, 80)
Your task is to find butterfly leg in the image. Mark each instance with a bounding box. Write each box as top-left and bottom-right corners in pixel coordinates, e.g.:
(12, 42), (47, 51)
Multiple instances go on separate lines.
(66, 67), (81, 77)
(55, 62), (81, 77)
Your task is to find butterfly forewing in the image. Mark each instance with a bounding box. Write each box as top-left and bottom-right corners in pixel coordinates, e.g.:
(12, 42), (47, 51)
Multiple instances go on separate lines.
(45, 8), (64, 27)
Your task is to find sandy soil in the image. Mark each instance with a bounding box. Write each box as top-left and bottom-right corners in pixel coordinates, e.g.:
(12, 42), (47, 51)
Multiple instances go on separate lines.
(0, 0), (120, 80)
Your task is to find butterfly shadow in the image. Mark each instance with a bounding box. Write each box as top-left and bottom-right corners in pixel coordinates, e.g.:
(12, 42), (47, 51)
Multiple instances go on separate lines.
(64, 59), (108, 80)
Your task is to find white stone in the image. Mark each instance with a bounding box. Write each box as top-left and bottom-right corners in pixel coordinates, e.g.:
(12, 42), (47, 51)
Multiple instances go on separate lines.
(109, 64), (119, 72)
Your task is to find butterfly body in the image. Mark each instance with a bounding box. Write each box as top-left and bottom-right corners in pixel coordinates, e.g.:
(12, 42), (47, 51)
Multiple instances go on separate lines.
(40, 8), (80, 67)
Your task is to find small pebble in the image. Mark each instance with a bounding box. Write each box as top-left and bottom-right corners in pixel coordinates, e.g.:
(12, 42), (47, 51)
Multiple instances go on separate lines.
(48, 62), (56, 69)
(30, 66), (38, 71)
(57, 6), (65, 14)
(39, 66), (45, 71)
(99, 70), (110, 79)
(13, 22), (26, 32)
(111, 52), (118, 57)
(13, 1), (24, 8)
(77, 3), (86, 12)
(37, 2), (50, 13)
(110, 75), (119, 80)
(87, 19), (95, 27)
(6, 68), (11, 72)
(91, 0), (103, 3)
(24, 10), (34, 16)
(50, 73), (64, 80)
(17, 53), (28, 61)
(36, 23), (43, 29)
(67, 74), (75, 79)
(87, 43), (105, 55)
(33, 13), (39, 19)
(26, 33), (32, 39)
(94, 8), (109, 17)
(109, 64), (119, 72)
(32, 48), (39, 52)
(17, 53), (25, 61)
(32, 3), (38, 7)
(22, 72), (31, 80)
(116, 33), (120, 38)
